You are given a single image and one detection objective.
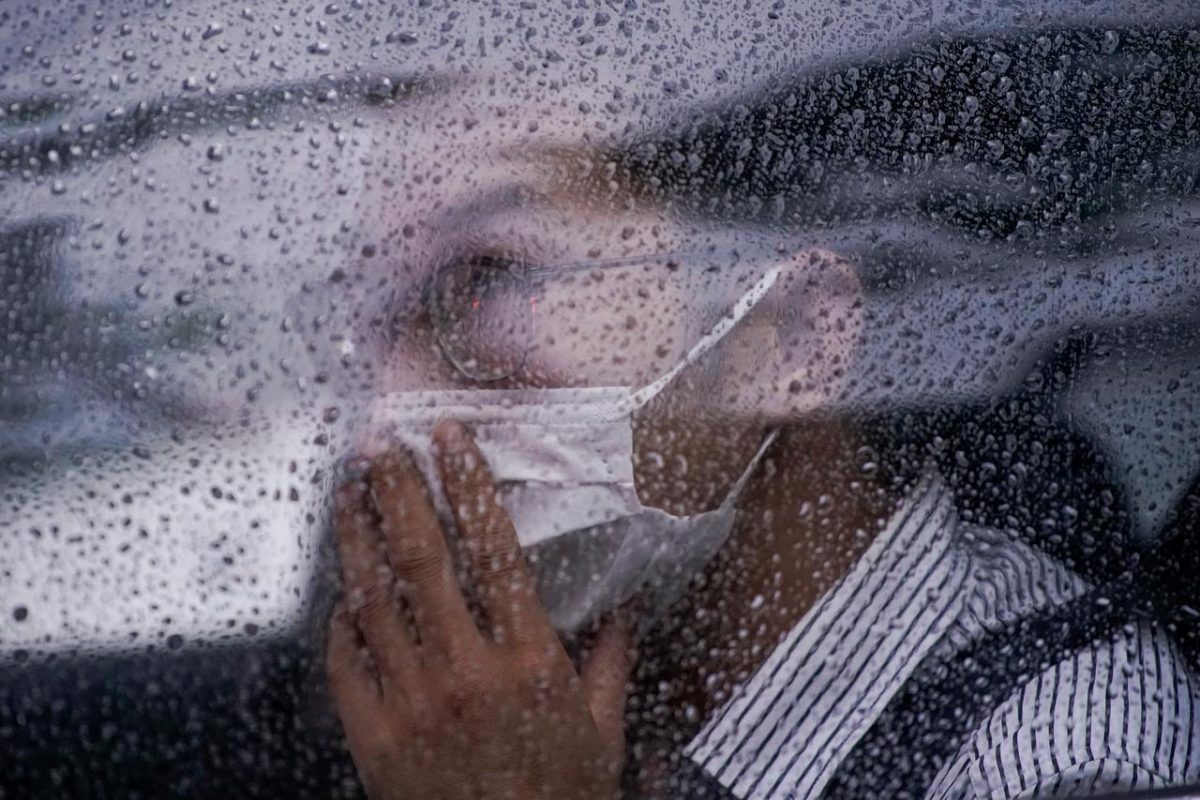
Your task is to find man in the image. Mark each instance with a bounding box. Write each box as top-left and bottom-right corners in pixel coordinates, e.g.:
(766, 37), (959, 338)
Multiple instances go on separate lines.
(1, 2), (1197, 798)
(327, 16), (1200, 800)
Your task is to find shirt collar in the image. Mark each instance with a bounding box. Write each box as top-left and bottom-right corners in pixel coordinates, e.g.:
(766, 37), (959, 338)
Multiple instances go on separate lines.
(686, 472), (969, 800)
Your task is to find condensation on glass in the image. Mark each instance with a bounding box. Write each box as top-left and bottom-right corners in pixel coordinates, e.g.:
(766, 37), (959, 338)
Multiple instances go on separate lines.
(1, 1), (1199, 797)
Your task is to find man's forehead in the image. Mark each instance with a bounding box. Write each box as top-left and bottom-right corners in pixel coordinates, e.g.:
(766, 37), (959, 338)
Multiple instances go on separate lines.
(389, 183), (685, 270)
(370, 95), (666, 246)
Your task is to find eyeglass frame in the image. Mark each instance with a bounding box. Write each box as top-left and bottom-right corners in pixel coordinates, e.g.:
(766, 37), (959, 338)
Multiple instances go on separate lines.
(426, 249), (699, 382)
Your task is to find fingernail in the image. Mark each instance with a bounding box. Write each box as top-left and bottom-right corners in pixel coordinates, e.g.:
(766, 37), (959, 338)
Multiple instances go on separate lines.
(334, 452), (371, 503)
(432, 418), (469, 451)
(338, 455), (371, 482)
(377, 446), (416, 473)
(335, 481), (364, 510)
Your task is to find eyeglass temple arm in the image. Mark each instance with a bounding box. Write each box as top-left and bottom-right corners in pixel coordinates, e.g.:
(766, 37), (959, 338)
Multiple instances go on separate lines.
(524, 250), (695, 280)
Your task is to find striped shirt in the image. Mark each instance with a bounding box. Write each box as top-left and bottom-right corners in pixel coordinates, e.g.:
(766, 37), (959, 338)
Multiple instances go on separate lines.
(686, 475), (1200, 799)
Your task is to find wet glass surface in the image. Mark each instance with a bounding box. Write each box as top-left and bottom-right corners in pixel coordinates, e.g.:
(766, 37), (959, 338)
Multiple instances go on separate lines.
(2, 1), (1200, 797)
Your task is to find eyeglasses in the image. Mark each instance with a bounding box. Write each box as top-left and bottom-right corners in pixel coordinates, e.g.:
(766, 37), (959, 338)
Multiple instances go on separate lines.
(425, 245), (795, 387)
(427, 250), (691, 382)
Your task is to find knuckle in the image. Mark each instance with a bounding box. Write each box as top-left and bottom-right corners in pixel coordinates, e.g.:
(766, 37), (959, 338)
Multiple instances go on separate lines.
(446, 683), (480, 713)
(360, 723), (405, 764)
(408, 708), (437, 737)
(516, 650), (564, 690)
(446, 665), (491, 709)
(469, 536), (522, 578)
(352, 580), (395, 625)
(440, 631), (479, 666)
(519, 666), (560, 700)
(388, 538), (445, 583)
(404, 687), (436, 721)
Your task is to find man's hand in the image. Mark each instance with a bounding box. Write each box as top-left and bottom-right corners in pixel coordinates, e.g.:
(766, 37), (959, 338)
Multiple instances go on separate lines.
(327, 420), (634, 800)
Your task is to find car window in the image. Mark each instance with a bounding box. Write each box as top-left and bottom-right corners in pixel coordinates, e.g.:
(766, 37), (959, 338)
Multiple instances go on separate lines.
(2, 2), (1199, 798)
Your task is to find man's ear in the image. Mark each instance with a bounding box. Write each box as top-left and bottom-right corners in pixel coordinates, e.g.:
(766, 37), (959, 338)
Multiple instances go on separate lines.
(629, 249), (863, 516)
(708, 248), (864, 421)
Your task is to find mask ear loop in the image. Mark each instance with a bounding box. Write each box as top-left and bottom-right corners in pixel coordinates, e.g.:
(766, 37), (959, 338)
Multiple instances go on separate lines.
(718, 428), (779, 510)
(608, 265), (785, 507)
(609, 265), (785, 419)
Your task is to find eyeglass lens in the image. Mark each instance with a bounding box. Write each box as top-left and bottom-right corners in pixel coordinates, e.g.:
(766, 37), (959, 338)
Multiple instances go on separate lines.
(429, 256), (535, 381)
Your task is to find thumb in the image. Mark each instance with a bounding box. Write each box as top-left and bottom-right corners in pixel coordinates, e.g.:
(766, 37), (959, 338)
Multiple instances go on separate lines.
(581, 614), (635, 748)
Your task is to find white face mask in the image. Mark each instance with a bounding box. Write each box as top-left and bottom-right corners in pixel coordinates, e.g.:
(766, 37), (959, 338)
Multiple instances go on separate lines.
(359, 267), (781, 632)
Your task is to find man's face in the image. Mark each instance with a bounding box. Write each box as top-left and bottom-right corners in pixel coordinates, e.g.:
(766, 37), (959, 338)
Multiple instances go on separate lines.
(335, 86), (863, 513)
(378, 202), (708, 393)
(344, 88), (724, 395)
(343, 84), (859, 410)
(0, 22), (867, 655)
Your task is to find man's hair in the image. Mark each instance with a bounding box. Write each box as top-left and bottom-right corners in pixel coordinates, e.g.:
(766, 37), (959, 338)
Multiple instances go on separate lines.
(609, 25), (1200, 244)
(602, 24), (1200, 588)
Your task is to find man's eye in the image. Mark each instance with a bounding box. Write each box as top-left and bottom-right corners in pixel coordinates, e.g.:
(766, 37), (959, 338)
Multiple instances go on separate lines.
(474, 255), (524, 297)
(431, 254), (527, 318)
(428, 254), (535, 381)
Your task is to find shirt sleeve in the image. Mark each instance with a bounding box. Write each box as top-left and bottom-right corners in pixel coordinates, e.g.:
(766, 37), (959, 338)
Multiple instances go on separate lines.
(928, 618), (1200, 800)
(1014, 759), (1170, 798)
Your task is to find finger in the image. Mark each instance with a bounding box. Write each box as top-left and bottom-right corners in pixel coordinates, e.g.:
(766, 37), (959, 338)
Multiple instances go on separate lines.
(432, 419), (554, 648)
(335, 479), (418, 681)
(326, 602), (384, 749)
(369, 448), (477, 655)
(581, 614), (635, 752)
